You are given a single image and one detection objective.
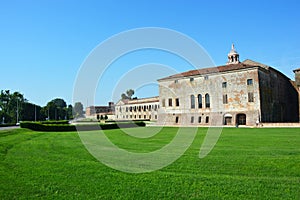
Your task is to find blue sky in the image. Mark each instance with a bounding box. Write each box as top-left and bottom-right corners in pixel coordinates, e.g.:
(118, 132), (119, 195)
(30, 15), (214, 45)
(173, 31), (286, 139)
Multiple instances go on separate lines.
(1, 0), (300, 107)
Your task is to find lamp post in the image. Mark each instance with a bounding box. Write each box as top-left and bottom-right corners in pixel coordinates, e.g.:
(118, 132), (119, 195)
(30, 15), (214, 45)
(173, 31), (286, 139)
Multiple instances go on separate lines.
(2, 100), (7, 124)
(34, 104), (37, 121)
(16, 100), (19, 125)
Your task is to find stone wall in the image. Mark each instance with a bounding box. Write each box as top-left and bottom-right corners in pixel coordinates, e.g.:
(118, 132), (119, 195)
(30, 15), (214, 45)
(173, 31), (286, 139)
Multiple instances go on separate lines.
(258, 68), (299, 122)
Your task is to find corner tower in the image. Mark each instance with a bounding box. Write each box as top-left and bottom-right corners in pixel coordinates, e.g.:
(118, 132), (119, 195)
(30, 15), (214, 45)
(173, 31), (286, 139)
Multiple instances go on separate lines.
(293, 68), (300, 88)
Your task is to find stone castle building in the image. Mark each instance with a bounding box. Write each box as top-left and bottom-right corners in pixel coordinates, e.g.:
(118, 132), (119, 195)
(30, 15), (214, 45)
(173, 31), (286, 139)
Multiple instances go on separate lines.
(85, 102), (115, 119)
(115, 96), (159, 121)
(157, 45), (300, 126)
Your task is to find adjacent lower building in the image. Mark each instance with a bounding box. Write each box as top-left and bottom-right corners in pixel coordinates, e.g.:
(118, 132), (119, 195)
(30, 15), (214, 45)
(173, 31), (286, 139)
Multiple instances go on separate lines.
(115, 97), (159, 121)
(85, 102), (115, 120)
(157, 45), (299, 126)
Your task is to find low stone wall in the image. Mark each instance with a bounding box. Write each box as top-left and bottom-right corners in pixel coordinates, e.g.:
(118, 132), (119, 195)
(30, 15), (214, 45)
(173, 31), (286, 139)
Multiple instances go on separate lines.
(148, 122), (300, 128)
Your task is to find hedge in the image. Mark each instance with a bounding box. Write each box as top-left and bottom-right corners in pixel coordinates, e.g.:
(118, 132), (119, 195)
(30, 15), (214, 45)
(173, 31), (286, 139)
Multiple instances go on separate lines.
(41, 120), (69, 125)
(0, 123), (16, 127)
(20, 121), (145, 132)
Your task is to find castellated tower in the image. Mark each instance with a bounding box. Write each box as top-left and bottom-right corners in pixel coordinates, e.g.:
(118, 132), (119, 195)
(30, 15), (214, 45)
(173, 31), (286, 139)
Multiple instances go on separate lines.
(294, 68), (300, 88)
(293, 68), (300, 122)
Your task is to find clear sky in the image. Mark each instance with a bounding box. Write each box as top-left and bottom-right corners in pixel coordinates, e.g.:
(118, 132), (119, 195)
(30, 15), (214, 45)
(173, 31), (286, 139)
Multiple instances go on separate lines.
(1, 0), (300, 107)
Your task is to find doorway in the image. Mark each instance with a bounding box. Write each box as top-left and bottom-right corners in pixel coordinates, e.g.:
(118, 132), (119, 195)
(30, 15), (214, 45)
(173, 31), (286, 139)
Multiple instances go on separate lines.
(236, 114), (246, 125)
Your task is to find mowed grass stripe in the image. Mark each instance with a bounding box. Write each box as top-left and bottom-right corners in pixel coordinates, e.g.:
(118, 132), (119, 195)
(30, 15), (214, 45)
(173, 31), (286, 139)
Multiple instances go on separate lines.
(0, 127), (299, 199)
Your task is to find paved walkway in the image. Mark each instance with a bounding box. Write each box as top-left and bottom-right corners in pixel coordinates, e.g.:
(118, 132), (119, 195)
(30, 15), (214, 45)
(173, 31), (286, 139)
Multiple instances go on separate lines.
(0, 126), (20, 131)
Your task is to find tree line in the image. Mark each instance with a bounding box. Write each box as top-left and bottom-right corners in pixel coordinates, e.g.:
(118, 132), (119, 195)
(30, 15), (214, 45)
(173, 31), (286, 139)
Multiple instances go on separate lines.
(0, 90), (84, 124)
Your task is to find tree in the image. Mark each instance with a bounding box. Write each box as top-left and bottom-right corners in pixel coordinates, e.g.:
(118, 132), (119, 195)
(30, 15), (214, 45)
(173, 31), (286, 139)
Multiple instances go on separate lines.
(73, 102), (84, 118)
(126, 89), (134, 99)
(0, 90), (26, 123)
(22, 102), (44, 121)
(67, 105), (73, 120)
(43, 98), (68, 120)
(121, 89), (135, 100)
(121, 93), (128, 100)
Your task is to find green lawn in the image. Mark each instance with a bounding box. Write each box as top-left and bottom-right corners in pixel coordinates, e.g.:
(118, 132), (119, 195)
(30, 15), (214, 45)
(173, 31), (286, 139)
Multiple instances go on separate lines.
(0, 127), (299, 199)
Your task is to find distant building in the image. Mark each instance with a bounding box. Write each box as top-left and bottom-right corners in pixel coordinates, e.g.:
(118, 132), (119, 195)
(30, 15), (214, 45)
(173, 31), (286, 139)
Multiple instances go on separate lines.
(85, 102), (115, 120)
(115, 97), (159, 121)
(157, 44), (300, 126)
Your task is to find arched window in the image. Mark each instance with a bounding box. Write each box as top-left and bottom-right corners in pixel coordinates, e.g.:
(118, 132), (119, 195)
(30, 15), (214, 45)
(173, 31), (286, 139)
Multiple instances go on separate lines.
(198, 116), (202, 123)
(198, 94), (202, 108)
(191, 116), (194, 123)
(205, 93), (210, 108)
(191, 95), (195, 109)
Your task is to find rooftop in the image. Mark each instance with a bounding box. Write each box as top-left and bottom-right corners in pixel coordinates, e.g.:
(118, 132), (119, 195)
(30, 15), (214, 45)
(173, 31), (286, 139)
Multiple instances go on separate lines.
(158, 59), (265, 81)
(293, 68), (300, 72)
(118, 96), (159, 105)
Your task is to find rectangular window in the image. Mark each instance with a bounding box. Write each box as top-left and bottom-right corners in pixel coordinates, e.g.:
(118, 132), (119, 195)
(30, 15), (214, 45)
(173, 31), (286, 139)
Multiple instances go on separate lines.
(248, 92), (254, 102)
(144, 115), (146, 119)
(204, 75), (209, 80)
(162, 99), (165, 107)
(190, 77), (194, 82)
(174, 80), (178, 83)
(247, 79), (253, 85)
(175, 116), (179, 123)
(205, 116), (209, 123)
(223, 94), (228, 104)
(222, 82), (227, 88)
(198, 116), (201, 123)
(191, 116), (194, 123)
(168, 98), (172, 107)
(155, 115), (157, 119)
(175, 98), (179, 106)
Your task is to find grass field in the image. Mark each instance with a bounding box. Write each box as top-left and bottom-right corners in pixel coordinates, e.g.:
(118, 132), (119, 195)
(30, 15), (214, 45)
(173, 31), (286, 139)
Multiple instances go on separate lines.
(0, 127), (299, 199)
